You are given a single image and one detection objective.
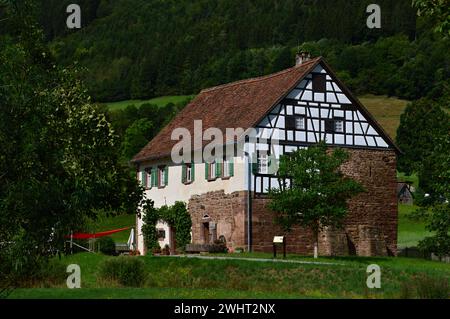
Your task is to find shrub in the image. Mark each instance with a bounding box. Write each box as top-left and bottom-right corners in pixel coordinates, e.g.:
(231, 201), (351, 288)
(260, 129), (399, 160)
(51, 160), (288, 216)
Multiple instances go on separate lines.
(99, 256), (147, 287)
(416, 275), (449, 299)
(209, 240), (227, 253)
(15, 258), (66, 288)
(97, 237), (116, 255)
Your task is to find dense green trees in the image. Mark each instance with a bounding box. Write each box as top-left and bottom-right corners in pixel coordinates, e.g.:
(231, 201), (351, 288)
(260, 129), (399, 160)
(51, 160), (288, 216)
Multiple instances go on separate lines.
(0, 1), (143, 284)
(396, 99), (450, 177)
(28, 0), (434, 102)
(121, 118), (153, 162)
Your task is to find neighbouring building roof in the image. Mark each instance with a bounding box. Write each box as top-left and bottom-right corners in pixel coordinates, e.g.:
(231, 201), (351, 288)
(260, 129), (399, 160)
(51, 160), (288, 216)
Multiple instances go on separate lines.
(132, 57), (399, 163)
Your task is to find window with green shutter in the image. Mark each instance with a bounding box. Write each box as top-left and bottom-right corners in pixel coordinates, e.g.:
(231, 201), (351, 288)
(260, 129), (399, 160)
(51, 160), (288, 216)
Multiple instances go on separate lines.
(141, 171), (147, 188)
(222, 158), (234, 178)
(182, 163), (194, 184)
(157, 166), (168, 188)
(181, 164), (187, 183)
(151, 167), (157, 187)
(191, 162), (195, 182)
(205, 162), (216, 181)
(229, 159), (234, 177)
(215, 162), (222, 178)
(164, 166), (169, 186)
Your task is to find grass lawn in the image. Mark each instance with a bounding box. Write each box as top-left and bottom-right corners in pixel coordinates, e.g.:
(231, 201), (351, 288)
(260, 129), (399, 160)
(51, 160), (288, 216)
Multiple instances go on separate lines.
(398, 204), (430, 248)
(359, 94), (409, 140)
(105, 95), (194, 112)
(397, 172), (419, 189)
(7, 252), (450, 299)
(87, 214), (135, 243)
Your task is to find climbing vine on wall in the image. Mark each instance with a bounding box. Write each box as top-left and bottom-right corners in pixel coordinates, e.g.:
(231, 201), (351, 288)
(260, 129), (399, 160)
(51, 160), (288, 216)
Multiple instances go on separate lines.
(141, 199), (159, 250)
(142, 201), (192, 252)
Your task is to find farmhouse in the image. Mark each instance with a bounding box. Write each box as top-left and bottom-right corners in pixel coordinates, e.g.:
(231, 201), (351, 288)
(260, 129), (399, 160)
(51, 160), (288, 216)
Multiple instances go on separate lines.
(132, 54), (399, 257)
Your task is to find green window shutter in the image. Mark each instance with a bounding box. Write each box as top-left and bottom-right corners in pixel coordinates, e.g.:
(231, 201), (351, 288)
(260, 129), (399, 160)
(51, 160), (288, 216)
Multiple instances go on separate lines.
(191, 162), (195, 182)
(164, 166), (169, 186)
(141, 171), (147, 188)
(151, 168), (157, 187)
(205, 163), (209, 180)
(216, 162), (222, 178)
(229, 159), (234, 177)
(181, 164), (186, 183)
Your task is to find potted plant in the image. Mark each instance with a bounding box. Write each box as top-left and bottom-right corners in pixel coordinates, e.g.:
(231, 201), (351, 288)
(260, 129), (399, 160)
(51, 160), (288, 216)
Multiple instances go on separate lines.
(163, 244), (170, 256)
(152, 246), (161, 256)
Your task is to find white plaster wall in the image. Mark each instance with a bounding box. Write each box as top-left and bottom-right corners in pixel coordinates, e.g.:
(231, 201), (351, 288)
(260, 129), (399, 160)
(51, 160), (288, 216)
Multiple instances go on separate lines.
(136, 156), (248, 254)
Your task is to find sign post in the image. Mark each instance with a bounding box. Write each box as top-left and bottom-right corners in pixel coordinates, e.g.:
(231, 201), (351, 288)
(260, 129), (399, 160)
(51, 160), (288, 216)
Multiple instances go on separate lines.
(273, 236), (286, 259)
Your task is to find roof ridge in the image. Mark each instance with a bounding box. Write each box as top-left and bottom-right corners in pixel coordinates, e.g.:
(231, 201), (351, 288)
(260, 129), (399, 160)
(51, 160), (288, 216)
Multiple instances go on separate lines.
(200, 57), (321, 93)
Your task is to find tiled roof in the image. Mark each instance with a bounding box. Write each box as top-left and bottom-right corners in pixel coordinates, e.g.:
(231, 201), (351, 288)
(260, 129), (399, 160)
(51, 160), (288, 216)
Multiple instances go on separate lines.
(132, 58), (321, 163)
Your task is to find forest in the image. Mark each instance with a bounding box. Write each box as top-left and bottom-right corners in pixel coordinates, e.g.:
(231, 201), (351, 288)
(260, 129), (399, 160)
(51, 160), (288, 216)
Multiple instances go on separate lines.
(29, 0), (448, 102)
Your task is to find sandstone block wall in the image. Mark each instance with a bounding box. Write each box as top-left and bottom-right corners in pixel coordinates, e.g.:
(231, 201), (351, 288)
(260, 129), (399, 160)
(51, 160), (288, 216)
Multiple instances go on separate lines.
(187, 149), (398, 257)
(251, 149), (398, 256)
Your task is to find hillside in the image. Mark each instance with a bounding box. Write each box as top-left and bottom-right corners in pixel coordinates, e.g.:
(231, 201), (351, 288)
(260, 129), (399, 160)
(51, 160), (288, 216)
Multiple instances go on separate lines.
(106, 95), (195, 112)
(33, 0), (447, 103)
(360, 95), (409, 140)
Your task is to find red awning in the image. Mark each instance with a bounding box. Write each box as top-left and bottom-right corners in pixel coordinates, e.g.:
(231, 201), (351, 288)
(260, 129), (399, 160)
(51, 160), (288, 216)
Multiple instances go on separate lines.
(66, 227), (131, 240)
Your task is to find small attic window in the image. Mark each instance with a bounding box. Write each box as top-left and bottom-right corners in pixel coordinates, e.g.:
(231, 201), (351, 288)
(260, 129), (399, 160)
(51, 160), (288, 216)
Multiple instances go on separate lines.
(312, 74), (326, 93)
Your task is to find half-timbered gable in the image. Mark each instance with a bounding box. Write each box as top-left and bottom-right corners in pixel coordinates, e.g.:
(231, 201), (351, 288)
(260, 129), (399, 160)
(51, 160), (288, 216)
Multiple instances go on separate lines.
(251, 61), (397, 195)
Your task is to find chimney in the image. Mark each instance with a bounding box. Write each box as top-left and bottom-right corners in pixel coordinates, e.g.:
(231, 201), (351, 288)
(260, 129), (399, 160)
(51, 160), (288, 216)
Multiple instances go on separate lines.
(295, 52), (311, 66)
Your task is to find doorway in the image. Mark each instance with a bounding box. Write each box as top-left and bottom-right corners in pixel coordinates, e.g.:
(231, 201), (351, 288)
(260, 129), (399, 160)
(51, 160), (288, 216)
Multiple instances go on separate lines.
(203, 222), (210, 244)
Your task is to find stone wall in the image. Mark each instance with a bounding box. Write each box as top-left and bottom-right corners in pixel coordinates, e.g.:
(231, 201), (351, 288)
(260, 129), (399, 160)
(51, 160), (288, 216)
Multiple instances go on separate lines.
(187, 149), (397, 257)
(251, 149), (398, 256)
(188, 190), (248, 249)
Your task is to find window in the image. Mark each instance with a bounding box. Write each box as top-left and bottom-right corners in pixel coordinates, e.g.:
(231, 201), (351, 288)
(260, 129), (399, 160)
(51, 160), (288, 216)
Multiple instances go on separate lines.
(334, 119), (344, 133)
(223, 160), (230, 178)
(286, 115), (306, 131)
(209, 162), (216, 179)
(141, 170), (148, 189)
(222, 159), (234, 178)
(157, 229), (166, 240)
(186, 164), (192, 183)
(325, 118), (344, 133)
(295, 116), (306, 130)
(312, 73), (326, 92)
(144, 168), (152, 189)
(182, 163), (195, 184)
(257, 153), (269, 174)
(158, 166), (168, 187)
(205, 162), (217, 181)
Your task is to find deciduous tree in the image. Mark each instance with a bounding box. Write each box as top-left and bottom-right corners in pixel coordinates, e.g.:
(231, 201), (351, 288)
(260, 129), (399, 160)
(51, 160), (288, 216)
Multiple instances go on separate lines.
(268, 142), (364, 258)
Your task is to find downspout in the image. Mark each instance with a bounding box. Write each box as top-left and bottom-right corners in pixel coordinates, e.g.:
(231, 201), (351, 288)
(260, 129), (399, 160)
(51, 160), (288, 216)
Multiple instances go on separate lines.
(244, 150), (252, 252)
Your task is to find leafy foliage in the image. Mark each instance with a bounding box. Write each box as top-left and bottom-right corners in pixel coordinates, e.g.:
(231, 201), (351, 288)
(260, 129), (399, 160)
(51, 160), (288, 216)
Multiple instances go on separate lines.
(396, 98), (450, 176)
(97, 237), (116, 256)
(107, 99), (191, 162)
(99, 256), (146, 287)
(141, 201), (192, 252)
(120, 118), (153, 162)
(268, 142), (365, 256)
(413, 0), (450, 37)
(409, 132), (450, 257)
(28, 0), (441, 102)
(0, 1), (143, 284)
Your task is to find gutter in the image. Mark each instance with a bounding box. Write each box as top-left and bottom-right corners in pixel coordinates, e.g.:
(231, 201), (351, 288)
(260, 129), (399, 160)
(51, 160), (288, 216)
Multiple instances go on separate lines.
(244, 149), (253, 253)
